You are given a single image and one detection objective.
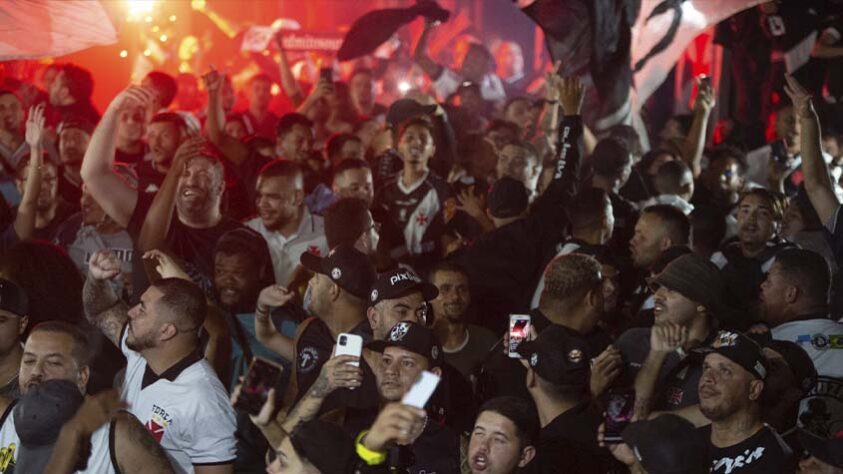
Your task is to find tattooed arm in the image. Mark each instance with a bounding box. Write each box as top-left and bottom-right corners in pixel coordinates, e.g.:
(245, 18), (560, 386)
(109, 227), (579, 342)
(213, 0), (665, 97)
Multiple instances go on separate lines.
(115, 411), (176, 474)
(83, 251), (130, 347)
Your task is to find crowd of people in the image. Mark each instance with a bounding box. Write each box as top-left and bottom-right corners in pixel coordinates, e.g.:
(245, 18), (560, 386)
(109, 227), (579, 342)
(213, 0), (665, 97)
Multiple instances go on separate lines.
(0, 2), (841, 473)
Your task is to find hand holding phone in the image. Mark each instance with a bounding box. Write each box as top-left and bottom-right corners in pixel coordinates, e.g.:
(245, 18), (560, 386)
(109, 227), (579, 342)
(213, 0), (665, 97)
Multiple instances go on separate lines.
(508, 314), (531, 358)
(233, 358), (284, 416)
(335, 333), (363, 367)
(603, 390), (635, 443)
(402, 371), (440, 409)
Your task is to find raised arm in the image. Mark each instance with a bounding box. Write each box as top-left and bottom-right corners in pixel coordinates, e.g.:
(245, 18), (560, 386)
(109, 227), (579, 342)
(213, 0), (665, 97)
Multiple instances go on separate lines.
(785, 75), (839, 224)
(633, 324), (688, 420)
(274, 32), (305, 107)
(203, 69), (249, 165)
(136, 137), (204, 252)
(413, 19), (444, 79)
(83, 250), (130, 347)
(15, 104), (45, 240)
(81, 87), (153, 227)
(682, 78), (715, 179)
(255, 285), (297, 362)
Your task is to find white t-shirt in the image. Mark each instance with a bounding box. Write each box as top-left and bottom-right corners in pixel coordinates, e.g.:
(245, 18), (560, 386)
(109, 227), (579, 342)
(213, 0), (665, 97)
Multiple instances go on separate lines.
(247, 208), (329, 286)
(119, 328), (237, 474)
(772, 318), (843, 378)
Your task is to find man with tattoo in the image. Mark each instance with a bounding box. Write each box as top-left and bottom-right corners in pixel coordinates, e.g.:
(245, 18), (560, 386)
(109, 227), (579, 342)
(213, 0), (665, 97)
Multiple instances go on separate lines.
(83, 249), (237, 474)
(0, 321), (175, 473)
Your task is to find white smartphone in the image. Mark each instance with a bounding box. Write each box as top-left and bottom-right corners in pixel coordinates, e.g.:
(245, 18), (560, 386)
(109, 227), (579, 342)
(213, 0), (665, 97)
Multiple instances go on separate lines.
(508, 314), (531, 358)
(335, 333), (363, 367)
(401, 371), (441, 409)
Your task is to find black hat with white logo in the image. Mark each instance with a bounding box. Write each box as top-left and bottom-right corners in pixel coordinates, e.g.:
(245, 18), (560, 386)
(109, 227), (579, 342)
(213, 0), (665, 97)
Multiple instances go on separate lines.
(702, 330), (768, 380)
(301, 244), (376, 300)
(621, 414), (708, 474)
(516, 325), (590, 387)
(0, 278), (28, 317)
(367, 321), (444, 367)
(368, 268), (439, 307)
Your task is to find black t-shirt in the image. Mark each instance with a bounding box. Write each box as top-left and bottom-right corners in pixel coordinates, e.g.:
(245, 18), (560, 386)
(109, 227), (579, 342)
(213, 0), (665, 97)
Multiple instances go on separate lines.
(13, 198), (77, 242)
(57, 166), (82, 208)
(127, 192), (246, 293)
(528, 401), (625, 474)
(133, 161), (166, 195)
(701, 425), (796, 474)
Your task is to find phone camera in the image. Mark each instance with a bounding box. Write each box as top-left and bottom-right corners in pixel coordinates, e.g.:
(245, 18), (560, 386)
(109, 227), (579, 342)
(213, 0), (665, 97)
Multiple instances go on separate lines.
(339, 335), (347, 345)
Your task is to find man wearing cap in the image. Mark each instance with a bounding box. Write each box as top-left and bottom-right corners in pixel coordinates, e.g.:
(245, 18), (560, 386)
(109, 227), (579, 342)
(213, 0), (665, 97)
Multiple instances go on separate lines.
(615, 253), (725, 417)
(0, 321), (174, 473)
(372, 115), (454, 271)
(605, 414), (708, 474)
(798, 426), (843, 474)
(517, 324), (623, 474)
(0, 279), (28, 401)
(698, 330), (796, 473)
(364, 320), (460, 473)
(367, 267), (439, 341)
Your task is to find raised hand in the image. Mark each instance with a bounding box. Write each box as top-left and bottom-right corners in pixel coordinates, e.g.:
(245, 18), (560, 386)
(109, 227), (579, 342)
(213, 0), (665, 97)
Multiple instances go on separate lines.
(110, 85), (157, 114)
(310, 353), (363, 397)
(455, 186), (486, 220)
(558, 76), (585, 116)
(25, 104), (46, 149)
(650, 323), (688, 353)
(202, 68), (224, 94)
(142, 249), (191, 281)
(694, 77), (716, 112)
(172, 136), (206, 169)
(230, 379), (277, 427)
(88, 250), (122, 281)
(363, 403), (427, 452)
(784, 75), (813, 118)
(597, 422), (636, 467)
(590, 346), (623, 396)
(257, 285), (296, 313)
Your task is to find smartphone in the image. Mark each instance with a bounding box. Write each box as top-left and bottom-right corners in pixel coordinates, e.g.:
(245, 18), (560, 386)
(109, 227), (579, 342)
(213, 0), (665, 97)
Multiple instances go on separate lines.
(234, 357), (284, 416)
(770, 139), (789, 166)
(698, 74), (711, 88)
(320, 67), (333, 84)
(508, 314), (531, 359)
(335, 333), (363, 367)
(402, 371), (441, 409)
(603, 390), (635, 443)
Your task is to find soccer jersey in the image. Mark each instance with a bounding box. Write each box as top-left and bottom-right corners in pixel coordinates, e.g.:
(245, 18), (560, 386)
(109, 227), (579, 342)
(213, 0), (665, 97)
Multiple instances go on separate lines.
(119, 326), (237, 474)
(772, 318), (843, 378)
(246, 208), (328, 286)
(0, 402), (17, 474)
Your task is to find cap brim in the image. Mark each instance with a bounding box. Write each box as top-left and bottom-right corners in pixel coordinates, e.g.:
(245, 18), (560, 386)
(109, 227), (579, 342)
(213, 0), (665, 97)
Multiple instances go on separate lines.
(300, 252), (326, 275)
(514, 340), (538, 359)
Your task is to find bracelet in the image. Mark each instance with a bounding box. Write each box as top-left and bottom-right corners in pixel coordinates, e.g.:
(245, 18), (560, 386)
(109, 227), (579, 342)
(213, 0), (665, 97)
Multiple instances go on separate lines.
(355, 430), (386, 466)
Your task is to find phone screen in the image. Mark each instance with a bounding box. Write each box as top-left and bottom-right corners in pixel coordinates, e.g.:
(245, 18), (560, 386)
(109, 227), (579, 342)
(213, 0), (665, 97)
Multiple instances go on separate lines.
(234, 358), (283, 416)
(603, 391), (635, 443)
(508, 317), (531, 357)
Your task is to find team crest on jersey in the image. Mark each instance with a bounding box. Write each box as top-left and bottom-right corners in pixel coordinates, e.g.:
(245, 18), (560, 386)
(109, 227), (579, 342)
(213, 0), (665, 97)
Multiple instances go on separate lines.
(370, 289), (378, 302)
(714, 331), (738, 348)
(389, 322), (411, 341)
(146, 404), (172, 443)
(0, 442), (16, 473)
(299, 347), (320, 373)
(530, 353), (538, 367)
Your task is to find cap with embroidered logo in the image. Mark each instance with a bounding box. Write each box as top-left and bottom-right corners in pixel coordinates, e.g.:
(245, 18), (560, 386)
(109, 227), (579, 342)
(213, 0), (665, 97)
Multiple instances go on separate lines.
(367, 321), (443, 367)
(701, 330), (768, 380)
(368, 268), (439, 307)
(0, 278), (28, 317)
(516, 325), (590, 387)
(301, 244), (376, 300)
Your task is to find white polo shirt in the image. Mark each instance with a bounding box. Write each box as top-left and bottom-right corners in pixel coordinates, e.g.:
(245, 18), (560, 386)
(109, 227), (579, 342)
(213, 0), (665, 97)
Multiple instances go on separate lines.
(772, 318), (843, 378)
(119, 327), (237, 474)
(246, 208), (329, 285)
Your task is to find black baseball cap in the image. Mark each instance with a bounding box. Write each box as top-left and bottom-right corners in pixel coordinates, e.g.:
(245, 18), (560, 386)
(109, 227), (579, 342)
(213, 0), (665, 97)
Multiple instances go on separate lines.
(300, 244), (376, 300)
(799, 428), (843, 468)
(0, 278), (28, 317)
(766, 339), (817, 397)
(386, 99), (437, 128)
(367, 321), (444, 367)
(368, 268), (439, 307)
(702, 330), (768, 380)
(516, 325), (589, 387)
(621, 415), (708, 474)
(290, 418), (355, 473)
(488, 177), (529, 219)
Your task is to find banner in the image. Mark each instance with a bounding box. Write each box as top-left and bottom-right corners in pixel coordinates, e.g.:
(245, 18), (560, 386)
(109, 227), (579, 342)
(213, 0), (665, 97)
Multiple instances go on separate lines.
(0, 0), (117, 60)
(241, 27), (344, 53)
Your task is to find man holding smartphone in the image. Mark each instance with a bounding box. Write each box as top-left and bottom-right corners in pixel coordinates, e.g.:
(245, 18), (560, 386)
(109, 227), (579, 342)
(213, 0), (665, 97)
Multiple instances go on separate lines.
(517, 325), (623, 474)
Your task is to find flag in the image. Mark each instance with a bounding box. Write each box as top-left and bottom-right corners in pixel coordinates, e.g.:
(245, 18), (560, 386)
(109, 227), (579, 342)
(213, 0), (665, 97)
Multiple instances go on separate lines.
(0, 0), (118, 61)
(631, 0), (765, 108)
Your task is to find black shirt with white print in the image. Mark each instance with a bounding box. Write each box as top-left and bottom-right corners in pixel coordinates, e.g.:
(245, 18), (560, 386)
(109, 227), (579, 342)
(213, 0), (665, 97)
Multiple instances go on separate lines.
(700, 424), (796, 474)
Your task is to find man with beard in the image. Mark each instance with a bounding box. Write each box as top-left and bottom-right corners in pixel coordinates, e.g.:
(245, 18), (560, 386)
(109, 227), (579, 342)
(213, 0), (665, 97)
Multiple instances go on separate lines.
(711, 188), (794, 318)
(14, 146), (76, 241)
(82, 251), (237, 473)
(373, 116), (454, 270)
(246, 160), (328, 286)
(430, 261), (496, 378)
(697, 331), (796, 474)
(0, 321), (174, 474)
(0, 90), (27, 204)
(135, 112), (187, 194)
(56, 118), (93, 206)
(614, 253), (725, 418)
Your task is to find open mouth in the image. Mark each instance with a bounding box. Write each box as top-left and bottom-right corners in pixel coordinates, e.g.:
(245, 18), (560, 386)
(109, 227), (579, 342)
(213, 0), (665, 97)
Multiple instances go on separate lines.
(470, 454), (488, 471)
